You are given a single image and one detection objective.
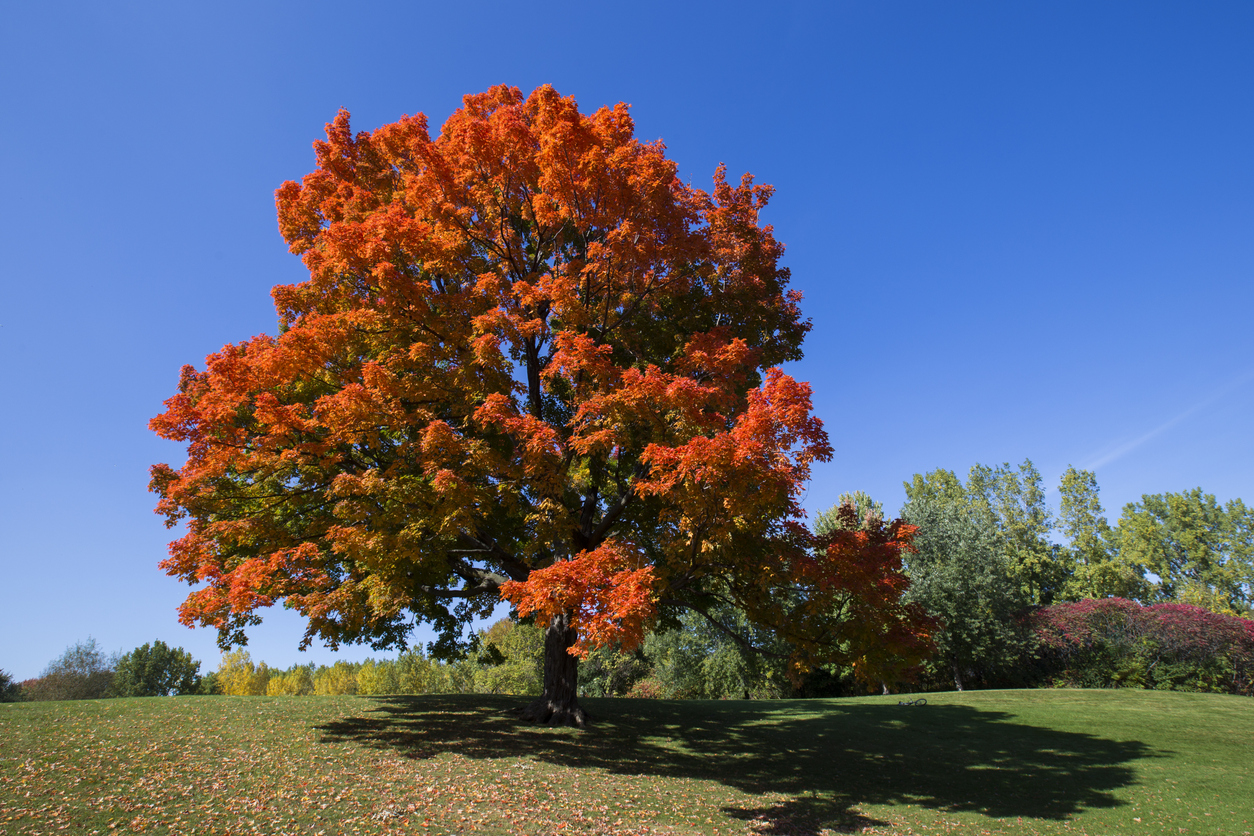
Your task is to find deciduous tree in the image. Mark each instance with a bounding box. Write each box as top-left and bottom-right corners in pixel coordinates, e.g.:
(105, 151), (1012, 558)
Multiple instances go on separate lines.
(151, 85), (927, 725)
(0, 669), (20, 702)
(473, 618), (544, 696)
(215, 650), (272, 696)
(23, 639), (116, 702)
(1118, 489), (1254, 614)
(901, 481), (1028, 690)
(1057, 466), (1146, 601)
(967, 460), (1062, 605)
(111, 640), (203, 697)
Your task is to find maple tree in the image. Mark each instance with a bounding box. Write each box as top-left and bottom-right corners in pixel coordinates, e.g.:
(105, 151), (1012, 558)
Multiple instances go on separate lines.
(151, 85), (931, 725)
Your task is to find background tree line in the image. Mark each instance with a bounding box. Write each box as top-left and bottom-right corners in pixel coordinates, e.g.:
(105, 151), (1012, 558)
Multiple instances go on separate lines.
(898, 460), (1252, 691)
(6, 460), (1249, 703)
(2, 638), (212, 702)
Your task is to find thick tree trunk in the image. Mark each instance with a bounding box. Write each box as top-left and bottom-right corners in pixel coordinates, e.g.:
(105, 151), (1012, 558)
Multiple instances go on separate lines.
(517, 613), (590, 727)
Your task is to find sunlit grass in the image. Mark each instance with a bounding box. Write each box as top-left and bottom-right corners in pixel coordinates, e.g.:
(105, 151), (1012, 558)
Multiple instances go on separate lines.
(0, 689), (1250, 835)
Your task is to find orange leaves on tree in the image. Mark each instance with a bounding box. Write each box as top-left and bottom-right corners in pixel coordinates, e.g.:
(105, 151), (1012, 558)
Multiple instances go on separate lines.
(500, 541), (657, 658)
(149, 84), (924, 708)
(800, 504), (937, 685)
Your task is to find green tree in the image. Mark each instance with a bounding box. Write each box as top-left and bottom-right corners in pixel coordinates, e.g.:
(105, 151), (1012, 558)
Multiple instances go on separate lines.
(110, 640), (203, 697)
(474, 619), (544, 696)
(902, 469), (967, 509)
(394, 648), (439, 694)
(352, 659), (397, 695)
(576, 644), (652, 697)
(1118, 489), (1254, 614)
(1057, 466), (1146, 601)
(967, 460), (1063, 605)
(814, 491), (884, 536)
(643, 604), (792, 699)
(0, 669), (20, 702)
(900, 483), (1029, 690)
(197, 670), (222, 695)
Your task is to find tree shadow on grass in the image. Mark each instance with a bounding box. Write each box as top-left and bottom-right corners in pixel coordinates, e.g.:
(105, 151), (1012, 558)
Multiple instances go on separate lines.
(314, 695), (1157, 834)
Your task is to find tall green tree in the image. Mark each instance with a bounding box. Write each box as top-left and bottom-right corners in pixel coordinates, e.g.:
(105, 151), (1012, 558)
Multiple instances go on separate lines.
(111, 640), (203, 697)
(967, 460), (1062, 605)
(1056, 466), (1146, 601)
(902, 469), (967, 510)
(902, 473), (1030, 690)
(1118, 489), (1254, 614)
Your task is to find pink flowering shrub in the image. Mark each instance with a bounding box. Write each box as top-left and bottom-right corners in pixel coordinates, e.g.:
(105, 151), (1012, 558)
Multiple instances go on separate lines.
(1027, 598), (1254, 695)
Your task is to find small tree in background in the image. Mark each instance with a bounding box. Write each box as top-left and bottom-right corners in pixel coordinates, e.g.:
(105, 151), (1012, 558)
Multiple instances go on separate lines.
(0, 669), (20, 702)
(197, 670), (222, 695)
(215, 650), (273, 696)
(577, 644), (652, 697)
(813, 490), (884, 536)
(643, 604), (793, 699)
(267, 664), (315, 696)
(22, 639), (116, 701)
(1118, 489), (1254, 614)
(357, 659), (404, 695)
(111, 640), (203, 697)
(311, 661), (360, 695)
(1057, 465), (1148, 601)
(474, 619), (544, 696)
(965, 460), (1063, 606)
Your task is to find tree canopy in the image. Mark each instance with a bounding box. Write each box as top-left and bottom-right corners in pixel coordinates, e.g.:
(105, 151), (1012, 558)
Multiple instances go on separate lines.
(1118, 489), (1254, 614)
(150, 85), (928, 724)
(22, 639), (116, 702)
(901, 476), (1028, 690)
(111, 640), (203, 697)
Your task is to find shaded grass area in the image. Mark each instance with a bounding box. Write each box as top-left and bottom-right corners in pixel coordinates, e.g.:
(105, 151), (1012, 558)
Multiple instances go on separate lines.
(1, 690), (1251, 835)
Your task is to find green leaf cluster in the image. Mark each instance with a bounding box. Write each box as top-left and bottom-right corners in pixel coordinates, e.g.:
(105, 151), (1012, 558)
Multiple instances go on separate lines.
(110, 640), (203, 697)
(900, 484), (1029, 690)
(1118, 489), (1254, 613)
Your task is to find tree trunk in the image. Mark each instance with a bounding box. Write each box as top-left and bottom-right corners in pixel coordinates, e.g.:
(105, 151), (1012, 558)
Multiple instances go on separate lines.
(952, 659), (965, 692)
(517, 613), (590, 727)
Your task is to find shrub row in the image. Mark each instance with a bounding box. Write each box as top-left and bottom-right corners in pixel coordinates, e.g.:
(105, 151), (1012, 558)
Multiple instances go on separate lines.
(1024, 598), (1254, 695)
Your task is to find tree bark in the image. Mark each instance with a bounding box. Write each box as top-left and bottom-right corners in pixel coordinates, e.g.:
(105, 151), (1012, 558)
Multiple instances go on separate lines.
(517, 613), (590, 727)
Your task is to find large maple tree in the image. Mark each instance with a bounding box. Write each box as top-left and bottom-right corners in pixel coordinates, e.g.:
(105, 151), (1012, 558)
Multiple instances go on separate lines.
(151, 85), (929, 725)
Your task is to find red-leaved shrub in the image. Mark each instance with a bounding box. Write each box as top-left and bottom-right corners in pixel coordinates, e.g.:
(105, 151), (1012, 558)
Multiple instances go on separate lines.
(1027, 599), (1254, 695)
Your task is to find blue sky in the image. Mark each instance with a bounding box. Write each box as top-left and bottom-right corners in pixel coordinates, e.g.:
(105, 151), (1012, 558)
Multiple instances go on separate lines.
(2, 1), (1251, 680)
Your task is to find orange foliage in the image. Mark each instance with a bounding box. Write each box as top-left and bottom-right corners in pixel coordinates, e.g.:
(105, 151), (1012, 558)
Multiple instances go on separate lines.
(501, 540), (656, 658)
(150, 85), (928, 681)
(806, 506), (937, 684)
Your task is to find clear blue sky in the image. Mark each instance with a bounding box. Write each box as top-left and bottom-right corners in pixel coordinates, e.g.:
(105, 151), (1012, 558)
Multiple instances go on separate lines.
(2, 1), (1251, 681)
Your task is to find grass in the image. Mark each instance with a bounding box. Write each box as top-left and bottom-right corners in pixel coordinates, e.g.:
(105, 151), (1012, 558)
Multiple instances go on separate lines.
(1, 689), (1251, 836)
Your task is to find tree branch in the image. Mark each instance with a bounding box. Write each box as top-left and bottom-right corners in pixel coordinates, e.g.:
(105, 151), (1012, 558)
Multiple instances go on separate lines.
(456, 533), (530, 581)
(657, 597), (791, 661)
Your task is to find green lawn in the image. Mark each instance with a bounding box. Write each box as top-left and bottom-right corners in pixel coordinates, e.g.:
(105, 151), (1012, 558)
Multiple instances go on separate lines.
(1, 689), (1250, 835)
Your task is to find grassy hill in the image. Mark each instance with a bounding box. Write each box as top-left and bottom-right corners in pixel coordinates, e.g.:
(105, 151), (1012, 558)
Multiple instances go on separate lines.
(1, 689), (1250, 835)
